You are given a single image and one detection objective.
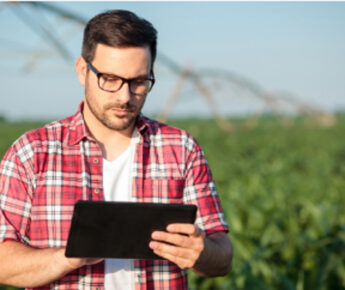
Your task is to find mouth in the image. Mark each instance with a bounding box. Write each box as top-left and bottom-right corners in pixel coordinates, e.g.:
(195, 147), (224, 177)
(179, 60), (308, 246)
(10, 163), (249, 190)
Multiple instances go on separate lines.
(110, 107), (133, 117)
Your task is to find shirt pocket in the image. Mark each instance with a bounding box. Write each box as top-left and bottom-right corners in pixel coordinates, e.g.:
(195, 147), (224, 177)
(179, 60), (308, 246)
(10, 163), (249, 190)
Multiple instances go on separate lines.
(141, 178), (184, 203)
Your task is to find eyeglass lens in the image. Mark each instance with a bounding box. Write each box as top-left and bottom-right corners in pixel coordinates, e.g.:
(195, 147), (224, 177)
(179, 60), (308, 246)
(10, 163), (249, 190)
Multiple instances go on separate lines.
(99, 75), (153, 95)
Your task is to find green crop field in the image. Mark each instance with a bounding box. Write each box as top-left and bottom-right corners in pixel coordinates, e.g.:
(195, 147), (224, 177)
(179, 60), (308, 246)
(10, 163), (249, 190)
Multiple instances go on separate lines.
(1, 115), (345, 290)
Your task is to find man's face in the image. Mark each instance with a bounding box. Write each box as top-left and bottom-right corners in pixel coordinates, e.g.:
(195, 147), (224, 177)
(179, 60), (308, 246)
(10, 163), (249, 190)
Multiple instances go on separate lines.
(77, 43), (152, 133)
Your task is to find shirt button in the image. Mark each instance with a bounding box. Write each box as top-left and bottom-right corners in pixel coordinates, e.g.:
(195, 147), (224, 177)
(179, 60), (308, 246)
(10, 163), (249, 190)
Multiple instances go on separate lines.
(94, 188), (100, 194)
(93, 158), (99, 164)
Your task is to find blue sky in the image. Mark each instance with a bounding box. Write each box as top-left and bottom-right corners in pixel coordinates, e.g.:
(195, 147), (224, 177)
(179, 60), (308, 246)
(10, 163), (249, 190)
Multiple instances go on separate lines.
(0, 2), (345, 120)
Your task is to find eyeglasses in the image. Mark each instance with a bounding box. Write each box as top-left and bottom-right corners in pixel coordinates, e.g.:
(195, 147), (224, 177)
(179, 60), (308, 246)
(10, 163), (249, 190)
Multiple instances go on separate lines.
(86, 61), (155, 96)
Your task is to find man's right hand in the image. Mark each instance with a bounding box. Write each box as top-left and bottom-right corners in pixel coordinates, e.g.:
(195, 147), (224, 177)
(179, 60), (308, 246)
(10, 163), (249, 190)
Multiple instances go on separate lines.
(61, 249), (104, 270)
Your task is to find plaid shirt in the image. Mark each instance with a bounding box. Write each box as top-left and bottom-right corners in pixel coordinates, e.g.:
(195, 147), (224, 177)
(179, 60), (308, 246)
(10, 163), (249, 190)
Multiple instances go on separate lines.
(0, 102), (228, 290)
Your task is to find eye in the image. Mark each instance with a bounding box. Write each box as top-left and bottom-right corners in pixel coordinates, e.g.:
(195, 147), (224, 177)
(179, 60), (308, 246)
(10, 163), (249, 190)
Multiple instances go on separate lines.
(133, 79), (149, 85)
(102, 74), (121, 82)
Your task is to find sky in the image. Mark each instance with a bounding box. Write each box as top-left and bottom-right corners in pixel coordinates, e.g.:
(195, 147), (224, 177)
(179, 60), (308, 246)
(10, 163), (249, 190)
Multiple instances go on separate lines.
(0, 1), (345, 121)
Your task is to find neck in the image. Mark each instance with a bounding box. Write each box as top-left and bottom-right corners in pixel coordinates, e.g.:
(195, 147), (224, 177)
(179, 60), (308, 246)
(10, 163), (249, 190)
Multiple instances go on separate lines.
(83, 105), (135, 161)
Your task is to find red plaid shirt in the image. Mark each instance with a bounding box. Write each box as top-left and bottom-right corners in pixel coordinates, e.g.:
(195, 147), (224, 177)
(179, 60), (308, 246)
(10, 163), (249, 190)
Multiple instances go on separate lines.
(0, 102), (228, 290)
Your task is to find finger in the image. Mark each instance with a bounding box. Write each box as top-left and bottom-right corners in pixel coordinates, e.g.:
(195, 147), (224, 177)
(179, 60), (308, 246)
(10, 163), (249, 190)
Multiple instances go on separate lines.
(151, 231), (191, 248)
(85, 258), (104, 266)
(167, 224), (205, 237)
(149, 240), (196, 261)
(152, 249), (195, 269)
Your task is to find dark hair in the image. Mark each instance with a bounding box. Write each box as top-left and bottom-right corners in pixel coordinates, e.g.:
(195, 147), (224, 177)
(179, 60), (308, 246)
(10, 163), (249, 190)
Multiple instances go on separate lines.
(82, 10), (157, 67)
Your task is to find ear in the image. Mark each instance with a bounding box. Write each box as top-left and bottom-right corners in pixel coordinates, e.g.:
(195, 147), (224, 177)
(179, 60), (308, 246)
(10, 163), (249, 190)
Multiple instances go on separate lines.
(75, 57), (87, 86)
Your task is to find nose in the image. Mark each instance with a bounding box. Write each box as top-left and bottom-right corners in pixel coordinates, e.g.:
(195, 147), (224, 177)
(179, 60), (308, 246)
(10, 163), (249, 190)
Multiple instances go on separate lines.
(115, 82), (131, 103)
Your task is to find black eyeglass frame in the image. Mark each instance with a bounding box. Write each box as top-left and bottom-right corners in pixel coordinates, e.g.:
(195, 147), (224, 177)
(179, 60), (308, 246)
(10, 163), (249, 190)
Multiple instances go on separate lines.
(86, 61), (155, 96)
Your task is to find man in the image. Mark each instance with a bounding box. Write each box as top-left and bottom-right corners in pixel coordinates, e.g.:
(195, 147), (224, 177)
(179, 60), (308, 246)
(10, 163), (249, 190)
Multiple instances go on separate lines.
(0, 10), (232, 289)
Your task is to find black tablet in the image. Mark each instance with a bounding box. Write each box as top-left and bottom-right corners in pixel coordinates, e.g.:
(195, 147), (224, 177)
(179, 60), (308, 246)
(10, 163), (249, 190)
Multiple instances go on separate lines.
(65, 200), (197, 259)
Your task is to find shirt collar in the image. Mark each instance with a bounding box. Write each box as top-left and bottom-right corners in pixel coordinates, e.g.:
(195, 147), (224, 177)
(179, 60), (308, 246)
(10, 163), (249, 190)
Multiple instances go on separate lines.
(67, 102), (91, 146)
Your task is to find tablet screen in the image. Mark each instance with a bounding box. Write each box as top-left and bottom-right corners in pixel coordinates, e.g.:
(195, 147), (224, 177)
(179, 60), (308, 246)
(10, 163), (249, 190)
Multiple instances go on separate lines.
(65, 200), (197, 259)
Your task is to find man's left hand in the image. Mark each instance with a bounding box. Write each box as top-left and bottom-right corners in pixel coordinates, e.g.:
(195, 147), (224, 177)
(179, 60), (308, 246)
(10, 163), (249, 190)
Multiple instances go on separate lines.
(149, 223), (205, 269)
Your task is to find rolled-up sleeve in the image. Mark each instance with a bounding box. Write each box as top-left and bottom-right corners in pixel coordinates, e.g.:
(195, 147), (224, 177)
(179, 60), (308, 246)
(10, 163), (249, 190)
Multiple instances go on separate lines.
(0, 142), (33, 244)
(183, 141), (229, 236)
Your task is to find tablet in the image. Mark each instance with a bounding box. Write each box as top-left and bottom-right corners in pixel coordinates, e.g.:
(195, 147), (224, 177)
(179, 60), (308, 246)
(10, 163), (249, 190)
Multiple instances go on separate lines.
(65, 200), (197, 260)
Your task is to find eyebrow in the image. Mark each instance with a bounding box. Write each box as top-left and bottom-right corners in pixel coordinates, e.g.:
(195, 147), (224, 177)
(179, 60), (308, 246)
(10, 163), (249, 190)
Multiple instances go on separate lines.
(87, 61), (152, 80)
(101, 71), (152, 80)
(105, 72), (150, 79)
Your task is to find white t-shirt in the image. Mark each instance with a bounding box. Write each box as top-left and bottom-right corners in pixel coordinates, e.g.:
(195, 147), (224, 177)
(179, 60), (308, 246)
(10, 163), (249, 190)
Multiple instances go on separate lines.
(103, 129), (138, 290)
